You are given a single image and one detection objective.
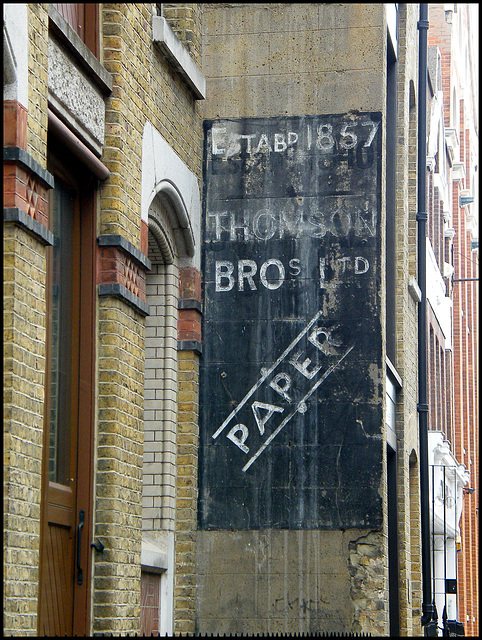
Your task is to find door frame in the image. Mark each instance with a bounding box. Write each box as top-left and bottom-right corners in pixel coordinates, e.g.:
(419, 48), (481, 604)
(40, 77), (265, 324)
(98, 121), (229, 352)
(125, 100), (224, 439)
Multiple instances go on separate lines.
(38, 136), (97, 635)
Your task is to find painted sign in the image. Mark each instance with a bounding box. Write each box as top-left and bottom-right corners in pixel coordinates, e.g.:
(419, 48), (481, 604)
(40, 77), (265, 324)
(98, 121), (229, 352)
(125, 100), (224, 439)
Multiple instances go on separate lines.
(199, 114), (383, 529)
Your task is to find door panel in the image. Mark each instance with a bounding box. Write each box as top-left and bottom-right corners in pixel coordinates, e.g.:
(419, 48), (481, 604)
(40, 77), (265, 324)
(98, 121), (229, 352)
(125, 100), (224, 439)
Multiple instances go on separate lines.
(38, 146), (96, 636)
(40, 521), (74, 635)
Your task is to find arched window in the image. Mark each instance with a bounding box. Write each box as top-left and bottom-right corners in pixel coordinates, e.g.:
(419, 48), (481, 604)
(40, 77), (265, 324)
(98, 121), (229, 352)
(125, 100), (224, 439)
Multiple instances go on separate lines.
(139, 123), (201, 637)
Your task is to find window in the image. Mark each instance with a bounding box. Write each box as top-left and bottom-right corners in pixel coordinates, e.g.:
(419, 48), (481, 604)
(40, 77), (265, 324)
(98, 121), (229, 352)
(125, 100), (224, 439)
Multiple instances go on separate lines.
(52, 4), (99, 57)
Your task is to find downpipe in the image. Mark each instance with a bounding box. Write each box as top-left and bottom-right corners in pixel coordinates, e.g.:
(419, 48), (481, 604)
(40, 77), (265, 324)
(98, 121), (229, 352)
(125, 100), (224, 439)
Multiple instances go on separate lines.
(417, 4), (438, 636)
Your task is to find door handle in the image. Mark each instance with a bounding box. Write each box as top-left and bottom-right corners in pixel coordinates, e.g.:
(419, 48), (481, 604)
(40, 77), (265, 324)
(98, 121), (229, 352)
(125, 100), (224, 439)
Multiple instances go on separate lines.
(77, 509), (85, 585)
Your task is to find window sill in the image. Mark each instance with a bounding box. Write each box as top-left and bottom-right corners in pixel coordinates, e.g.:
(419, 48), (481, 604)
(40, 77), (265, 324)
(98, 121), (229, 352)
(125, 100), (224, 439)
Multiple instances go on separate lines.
(152, 16), (206, 100)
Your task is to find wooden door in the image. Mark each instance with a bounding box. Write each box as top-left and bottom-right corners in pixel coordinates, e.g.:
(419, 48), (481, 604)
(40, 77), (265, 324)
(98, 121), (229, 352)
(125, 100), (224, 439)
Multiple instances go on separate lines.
(38, 146), (95, 635)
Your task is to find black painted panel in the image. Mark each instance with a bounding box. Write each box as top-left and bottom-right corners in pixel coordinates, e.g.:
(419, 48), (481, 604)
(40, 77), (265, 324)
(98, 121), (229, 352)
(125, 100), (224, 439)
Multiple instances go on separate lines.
(199, 114), (383, 530)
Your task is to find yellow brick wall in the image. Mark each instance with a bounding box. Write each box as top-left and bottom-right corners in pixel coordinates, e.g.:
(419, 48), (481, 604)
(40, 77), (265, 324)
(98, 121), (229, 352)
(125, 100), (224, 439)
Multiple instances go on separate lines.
(393, 4), (423, 636)
(93, 298), (145, 635)
(26, 4), (48, 166)
(163, 4), (202, 65)
(100, 3), (202, 245)
(5, 3), (204, 633)
(3, 4), (50, 635)
(174, 350), (200, 634)
(3, 225), (47, 636)
(94, 4), (203, 634)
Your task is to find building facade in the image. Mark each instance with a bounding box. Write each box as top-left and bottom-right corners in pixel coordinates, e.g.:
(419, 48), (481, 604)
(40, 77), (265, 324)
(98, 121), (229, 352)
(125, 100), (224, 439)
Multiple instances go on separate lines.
(4, 3), (204, 635)
(426, 4), (479, 635)
(3, 3), (477, 637)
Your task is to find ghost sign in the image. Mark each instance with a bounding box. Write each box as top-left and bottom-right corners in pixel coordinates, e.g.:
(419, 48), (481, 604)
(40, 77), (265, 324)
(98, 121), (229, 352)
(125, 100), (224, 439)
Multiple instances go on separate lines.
(199, 113), (384, 530)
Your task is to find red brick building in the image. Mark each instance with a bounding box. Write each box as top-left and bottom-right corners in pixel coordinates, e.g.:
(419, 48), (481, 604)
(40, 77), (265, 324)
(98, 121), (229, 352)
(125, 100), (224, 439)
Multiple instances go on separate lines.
(428, 4), (479, 635)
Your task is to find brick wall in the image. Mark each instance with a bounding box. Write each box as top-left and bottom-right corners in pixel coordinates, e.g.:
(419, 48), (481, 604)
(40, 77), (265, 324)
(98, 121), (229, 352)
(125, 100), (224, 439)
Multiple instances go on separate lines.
(26, 4), (48, 165)
(143, 260), (179, 531)
(3, 3), (50, 635)
(393, 4), (423, 636)
(94, 4), (203, 635)
(3, 226), (47, 635)
(93, 298), (145, 634)
(429, 4), (479, 632)
(174, 350), (200, 634)
(163, 3), (202, 65)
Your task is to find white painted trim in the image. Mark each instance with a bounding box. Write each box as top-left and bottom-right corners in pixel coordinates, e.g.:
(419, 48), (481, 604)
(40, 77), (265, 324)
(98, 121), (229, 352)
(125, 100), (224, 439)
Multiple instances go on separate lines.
(3, 4), (28, 106)
(141, 122), (201, 269)
(160, 533), (175, 637)
(386, 4), (398, 59)
(140, 535), (174, 636)
(141, 539), (168, 572)
(152, 15), (205, 99)
(408, 276), (422, 303)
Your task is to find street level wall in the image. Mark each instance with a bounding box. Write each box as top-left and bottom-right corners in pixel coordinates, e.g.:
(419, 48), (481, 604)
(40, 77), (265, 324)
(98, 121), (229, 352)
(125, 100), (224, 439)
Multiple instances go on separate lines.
(198, 4), (392, 635)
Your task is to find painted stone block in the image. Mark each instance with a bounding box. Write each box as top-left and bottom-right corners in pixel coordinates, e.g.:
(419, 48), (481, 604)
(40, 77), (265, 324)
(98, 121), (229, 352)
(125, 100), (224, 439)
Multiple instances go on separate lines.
(199, 113), (383, 529)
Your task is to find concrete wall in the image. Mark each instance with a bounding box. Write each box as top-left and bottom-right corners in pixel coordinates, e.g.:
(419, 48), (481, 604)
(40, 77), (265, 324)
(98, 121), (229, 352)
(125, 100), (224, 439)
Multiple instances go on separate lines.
(197, 4), (390, 635)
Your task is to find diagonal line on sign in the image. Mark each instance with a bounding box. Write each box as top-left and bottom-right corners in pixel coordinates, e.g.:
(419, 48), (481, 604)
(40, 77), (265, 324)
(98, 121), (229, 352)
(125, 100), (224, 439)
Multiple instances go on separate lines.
(241, 345), (354, 472)
(212, 310), (324, 439)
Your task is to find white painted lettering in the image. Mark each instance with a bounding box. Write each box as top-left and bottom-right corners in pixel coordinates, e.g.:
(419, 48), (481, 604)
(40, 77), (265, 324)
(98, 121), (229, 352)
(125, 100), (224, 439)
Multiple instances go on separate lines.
(260, 259), (285, 290)
(208, 211), (229, 241)
(229, 213), (250, 241)
(289, 350), (321, 380)
(209, 201), (376, 242)
(319, 258), (327, 288)
(253, 210), (277, 240)
(355, 256), (370, 274)
(227, 424), (249, 453)
(308, 327), (343, 355)
(307, 327), (330, 352)
(288, 131), (299, 147)
(212, 127), (226, 155)
(280, 206), (303, 237)
(331, 208), (351, 236)
(269, 372), (292, 402)
(362, 119), (379, 147)
(274, 133), (287, 153)
(339, 121), (358, 149)
(338, 257), (351, 273)
(240, 134), (256, 154)
(238, 260), (258, 291)
(316, 123), (335, 152)
(215, 261), (235, 292)
(308, 211), (328, 238)
(289, 258), (301, 277)
(251, 401), (284, 435)
(354, 204), (377, 237)
(255, 133), (272, 154)
(211, 117), (378, 160)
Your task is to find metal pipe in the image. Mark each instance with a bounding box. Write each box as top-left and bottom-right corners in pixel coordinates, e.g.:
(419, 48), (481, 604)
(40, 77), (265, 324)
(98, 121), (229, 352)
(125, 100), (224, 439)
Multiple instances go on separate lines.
(416, 4), (437, 633)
